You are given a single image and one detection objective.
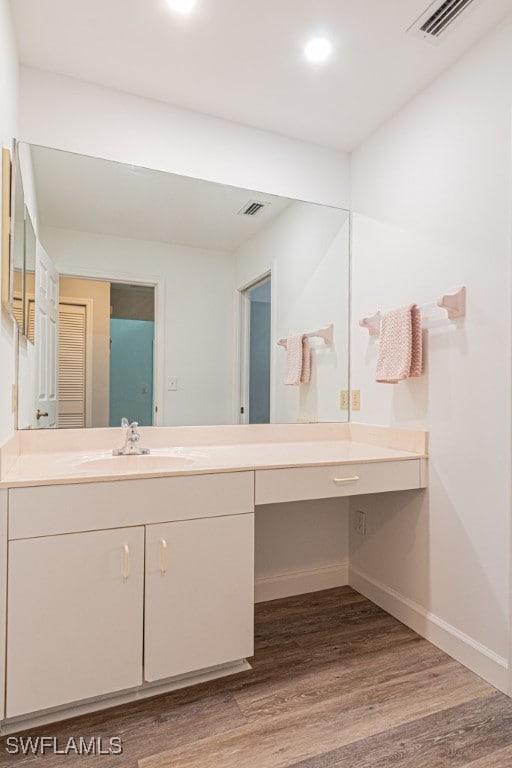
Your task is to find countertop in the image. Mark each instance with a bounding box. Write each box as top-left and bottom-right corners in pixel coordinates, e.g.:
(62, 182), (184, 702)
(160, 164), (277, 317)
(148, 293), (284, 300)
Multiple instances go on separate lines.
(0, 424), (428, 489)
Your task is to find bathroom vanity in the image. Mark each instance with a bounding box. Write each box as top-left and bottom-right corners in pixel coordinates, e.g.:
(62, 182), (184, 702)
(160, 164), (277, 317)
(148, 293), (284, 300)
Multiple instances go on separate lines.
(0, 423), (427, 732)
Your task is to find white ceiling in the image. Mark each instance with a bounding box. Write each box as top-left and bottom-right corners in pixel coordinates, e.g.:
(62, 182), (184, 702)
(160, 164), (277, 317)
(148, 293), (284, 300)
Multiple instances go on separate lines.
(10, 0), (512, 151)
(29, 144), (298, 251)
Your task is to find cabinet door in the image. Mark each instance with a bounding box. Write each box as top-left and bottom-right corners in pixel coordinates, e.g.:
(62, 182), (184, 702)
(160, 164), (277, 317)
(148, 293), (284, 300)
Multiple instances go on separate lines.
(6, 527), (144, 718)
(145, 514), (254, 682)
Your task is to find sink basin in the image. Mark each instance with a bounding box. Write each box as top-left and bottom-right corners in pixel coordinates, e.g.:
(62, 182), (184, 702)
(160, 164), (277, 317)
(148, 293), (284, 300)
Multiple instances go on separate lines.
(79, 454), (195, 474)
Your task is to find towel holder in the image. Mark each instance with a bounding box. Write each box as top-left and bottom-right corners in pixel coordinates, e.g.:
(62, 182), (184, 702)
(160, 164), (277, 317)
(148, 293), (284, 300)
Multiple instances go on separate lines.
(277, 323), (333, 347)
(359, 286), (466, 336)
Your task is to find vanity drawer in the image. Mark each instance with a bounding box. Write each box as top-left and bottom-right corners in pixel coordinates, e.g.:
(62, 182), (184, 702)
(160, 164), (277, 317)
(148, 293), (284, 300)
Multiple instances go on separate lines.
(8, 471), (255, 539)
(255, 460), (423, 505)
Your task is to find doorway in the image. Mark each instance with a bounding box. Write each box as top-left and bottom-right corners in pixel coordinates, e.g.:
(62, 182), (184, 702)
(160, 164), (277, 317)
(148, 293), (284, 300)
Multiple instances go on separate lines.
(109, 283), (155, 427)
(241, 276), (271, 424)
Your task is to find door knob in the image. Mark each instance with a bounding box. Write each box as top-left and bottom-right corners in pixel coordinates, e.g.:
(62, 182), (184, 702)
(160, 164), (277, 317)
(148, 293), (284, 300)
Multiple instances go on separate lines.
(36, 409), (49, 420)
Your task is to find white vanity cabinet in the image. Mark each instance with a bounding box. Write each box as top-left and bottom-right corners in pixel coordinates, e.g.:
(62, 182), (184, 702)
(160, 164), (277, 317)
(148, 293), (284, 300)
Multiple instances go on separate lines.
(144, 514), (254, 681)
(4, 471), (255, 722)
(0, 440), (428, 727)
(6, 527), (145, 718)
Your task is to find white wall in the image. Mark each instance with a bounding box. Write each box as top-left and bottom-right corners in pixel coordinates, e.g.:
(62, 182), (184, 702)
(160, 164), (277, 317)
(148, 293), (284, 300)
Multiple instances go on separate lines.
(255, 498), (349, 602)
(349, 18), (512, 691)
(41, 226), (237, 427)
(19, 68), (350, 210)
(0, 0), (18, 717)
(0, 0), (18, 445)
(236, 201), (350, 423)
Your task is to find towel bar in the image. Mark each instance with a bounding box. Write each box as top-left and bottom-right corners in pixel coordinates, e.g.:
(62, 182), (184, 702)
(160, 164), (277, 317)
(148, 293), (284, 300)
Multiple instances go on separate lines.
(277, 323), (334, 347)
(359, 286), (466, 336)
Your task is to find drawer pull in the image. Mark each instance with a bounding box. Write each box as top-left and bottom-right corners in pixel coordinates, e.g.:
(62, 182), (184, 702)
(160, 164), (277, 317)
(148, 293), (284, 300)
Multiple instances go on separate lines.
(122, 544), (130, 580)
(160, 538), (168, 574)
(332, 475), (360, 485)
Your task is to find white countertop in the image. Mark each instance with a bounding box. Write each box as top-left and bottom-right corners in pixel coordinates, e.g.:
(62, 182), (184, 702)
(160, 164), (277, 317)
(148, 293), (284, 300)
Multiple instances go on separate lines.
(0, 424), (428, 488)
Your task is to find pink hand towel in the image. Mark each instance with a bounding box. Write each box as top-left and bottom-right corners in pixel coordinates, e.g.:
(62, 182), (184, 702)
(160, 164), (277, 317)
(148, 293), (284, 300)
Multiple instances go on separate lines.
(376, 305), (423, 384)
(409, 306), (423, 378)
(284, 335), (311, 386)
(301, 336), (311, 384)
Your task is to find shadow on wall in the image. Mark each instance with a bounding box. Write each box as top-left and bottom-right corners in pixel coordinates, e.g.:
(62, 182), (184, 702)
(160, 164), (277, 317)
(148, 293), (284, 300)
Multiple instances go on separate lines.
(350, 488), (431, 609)
(349, 470), (508, 663)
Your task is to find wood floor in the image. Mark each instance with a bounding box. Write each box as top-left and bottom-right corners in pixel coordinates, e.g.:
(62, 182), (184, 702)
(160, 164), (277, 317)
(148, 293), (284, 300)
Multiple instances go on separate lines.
(1, 587), (512, 768)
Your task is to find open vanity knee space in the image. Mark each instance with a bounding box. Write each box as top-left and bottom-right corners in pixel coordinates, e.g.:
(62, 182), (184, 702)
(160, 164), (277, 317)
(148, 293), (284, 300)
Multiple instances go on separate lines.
(0, 422), (427, 733)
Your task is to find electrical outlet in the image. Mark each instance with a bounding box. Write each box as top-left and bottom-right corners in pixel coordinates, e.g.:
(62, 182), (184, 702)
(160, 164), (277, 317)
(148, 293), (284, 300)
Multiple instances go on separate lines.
(351, 390), (361, 411)
(354, 510), (366, 536)
(167, 377), (178, 391)
(339, 390), (349, 410)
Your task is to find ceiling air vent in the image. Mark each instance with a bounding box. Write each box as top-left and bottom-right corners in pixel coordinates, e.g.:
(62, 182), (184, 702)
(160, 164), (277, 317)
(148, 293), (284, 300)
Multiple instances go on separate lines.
(238, 201), (267, 217)
(408, 0), (480, 42)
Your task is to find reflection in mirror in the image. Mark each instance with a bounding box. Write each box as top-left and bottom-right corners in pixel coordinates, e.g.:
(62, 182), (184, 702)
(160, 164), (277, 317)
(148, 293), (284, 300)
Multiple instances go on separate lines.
(24, 210), (36, 342)
(1, 148), (11, 311)
(14, 143), (350, 429)
(10, 151), (25, 335)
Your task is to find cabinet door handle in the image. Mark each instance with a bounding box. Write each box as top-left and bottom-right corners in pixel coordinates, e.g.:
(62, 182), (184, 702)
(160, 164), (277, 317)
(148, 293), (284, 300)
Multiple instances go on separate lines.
(123, 544), (130, 580)
(332, 475), (360, 485)
(160, 538), (168, 574)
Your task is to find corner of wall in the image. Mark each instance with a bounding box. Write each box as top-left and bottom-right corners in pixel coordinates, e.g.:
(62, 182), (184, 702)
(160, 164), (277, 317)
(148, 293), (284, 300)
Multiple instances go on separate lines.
(0, 0), (19, 446)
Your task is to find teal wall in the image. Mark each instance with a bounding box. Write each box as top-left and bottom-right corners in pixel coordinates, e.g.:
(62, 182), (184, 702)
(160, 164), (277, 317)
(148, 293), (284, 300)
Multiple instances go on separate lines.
(109, 318), (154, 427)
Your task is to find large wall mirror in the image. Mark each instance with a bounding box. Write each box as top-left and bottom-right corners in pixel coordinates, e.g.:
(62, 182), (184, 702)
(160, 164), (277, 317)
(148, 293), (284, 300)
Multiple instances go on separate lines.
(13, 143), (350, 429)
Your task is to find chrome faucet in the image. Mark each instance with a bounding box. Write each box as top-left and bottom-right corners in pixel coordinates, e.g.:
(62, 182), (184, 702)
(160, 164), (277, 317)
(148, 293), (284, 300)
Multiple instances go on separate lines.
(113, 418), (150, 456)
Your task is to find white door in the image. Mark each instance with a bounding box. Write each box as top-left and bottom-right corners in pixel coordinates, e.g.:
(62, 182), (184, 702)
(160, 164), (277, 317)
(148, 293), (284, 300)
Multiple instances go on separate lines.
(34, 241), (59, 428)
(6, 527), (145, 717)
(144, 514), (254, 682)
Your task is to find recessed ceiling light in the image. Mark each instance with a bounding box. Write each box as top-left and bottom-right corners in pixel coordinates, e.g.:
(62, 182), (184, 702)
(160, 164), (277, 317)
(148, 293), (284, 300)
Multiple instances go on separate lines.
(166, 0), (197, 13)
(304, 37), (332, 63)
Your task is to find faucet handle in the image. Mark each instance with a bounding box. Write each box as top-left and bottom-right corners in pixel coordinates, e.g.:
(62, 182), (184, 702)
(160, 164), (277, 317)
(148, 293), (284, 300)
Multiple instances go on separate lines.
(129, 421), (139, 430)
(121, 417), (129, 428)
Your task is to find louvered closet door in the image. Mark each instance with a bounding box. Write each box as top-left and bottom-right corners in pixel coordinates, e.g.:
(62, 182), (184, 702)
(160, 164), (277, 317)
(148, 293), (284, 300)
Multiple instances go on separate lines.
(11, 296), (23, 331)
(26, 298), (35, 344)
(58, 303), (87, 428)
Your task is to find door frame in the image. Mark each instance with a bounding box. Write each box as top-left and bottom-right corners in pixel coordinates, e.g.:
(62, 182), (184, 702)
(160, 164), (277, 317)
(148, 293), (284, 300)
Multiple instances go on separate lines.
(238, 271), (272, 425)
(58, 268), (164, 426)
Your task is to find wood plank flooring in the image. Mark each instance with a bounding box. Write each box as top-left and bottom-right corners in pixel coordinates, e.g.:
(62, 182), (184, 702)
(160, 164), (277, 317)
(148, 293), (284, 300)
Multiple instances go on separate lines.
(1, 587), (511, 768)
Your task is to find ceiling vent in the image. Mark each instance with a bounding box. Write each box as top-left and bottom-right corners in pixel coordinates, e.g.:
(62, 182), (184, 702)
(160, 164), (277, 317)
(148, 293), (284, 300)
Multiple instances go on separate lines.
(238, 201), (267, 217)
(408, 0), (481, 42)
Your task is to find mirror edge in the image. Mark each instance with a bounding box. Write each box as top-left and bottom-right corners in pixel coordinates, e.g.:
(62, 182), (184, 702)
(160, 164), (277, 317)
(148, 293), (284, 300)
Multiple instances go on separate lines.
(9, 139), (28, 338)
(1, 146), (11, 313)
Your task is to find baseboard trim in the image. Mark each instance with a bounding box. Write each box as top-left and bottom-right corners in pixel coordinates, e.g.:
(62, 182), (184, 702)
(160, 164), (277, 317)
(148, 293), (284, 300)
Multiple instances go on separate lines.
(255, 562), (348, 603)
(349, 567), (508, 693)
